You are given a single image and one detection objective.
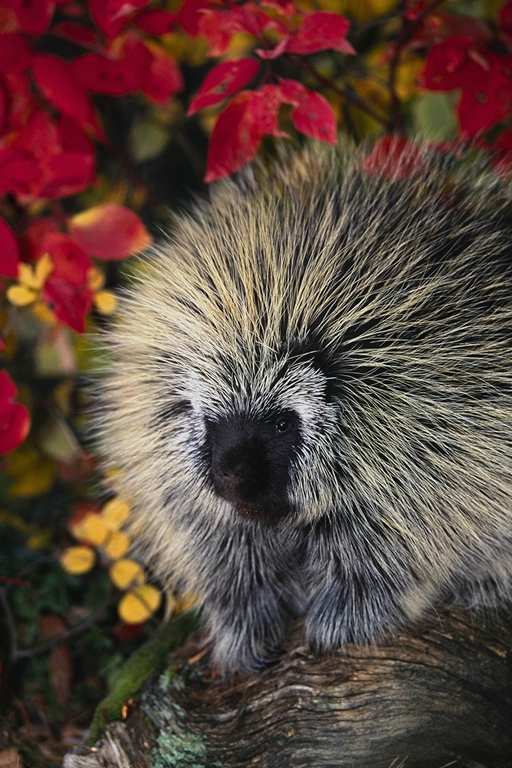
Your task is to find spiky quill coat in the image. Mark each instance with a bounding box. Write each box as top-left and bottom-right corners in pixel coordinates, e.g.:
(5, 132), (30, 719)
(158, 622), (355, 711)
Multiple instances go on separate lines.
(96, 142), (512, 672)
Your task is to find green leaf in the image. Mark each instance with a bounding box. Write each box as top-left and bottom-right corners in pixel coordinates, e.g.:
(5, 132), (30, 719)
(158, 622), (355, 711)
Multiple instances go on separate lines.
(130, 119), (170, 163)
(411, 92), (458, 142)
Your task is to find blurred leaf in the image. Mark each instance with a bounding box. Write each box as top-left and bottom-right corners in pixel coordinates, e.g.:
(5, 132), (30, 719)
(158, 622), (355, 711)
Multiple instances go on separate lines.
(69, 203), (151, 261)
(110, 559), (144, 590)
(39, 417), (82, 464)
(77, 514), (109, 546)
(61, 546), (96, 575)
(5, 446), (56, 497)
(7, 285), (37, 307)
(103, 530), (130, 559)
(118, 584), (161, 623)
(94, 290), (118, 315)
(102, 498), (130, 531)
(130, 118), (170, 162)
(412, 92), (458, 141)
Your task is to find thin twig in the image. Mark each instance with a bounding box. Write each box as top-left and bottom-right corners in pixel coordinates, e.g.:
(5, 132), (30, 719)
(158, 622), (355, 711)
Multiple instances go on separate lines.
(0, 587), (19, 661)
(0, 585), (107, 663)
(13, 609), (107, 661)
(296, 57), (389, 127)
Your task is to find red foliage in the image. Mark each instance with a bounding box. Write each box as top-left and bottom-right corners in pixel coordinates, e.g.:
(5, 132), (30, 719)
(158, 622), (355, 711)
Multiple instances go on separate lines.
(188, 59), (260, 115)
(0, 217), (20, 278)
(421, 8), (512, 139)
(0, 371), (30, 456)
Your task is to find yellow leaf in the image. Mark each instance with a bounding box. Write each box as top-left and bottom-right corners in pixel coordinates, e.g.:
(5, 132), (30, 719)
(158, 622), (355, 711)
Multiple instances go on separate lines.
(31, 300), (57, 326)
(94, 290), (118, 315)
(61, 546), (96, 575)
(110, 558), (145, 590)
(35, 253), (54, 285)
(7, 285), (37, 307)
(102, 497), (130, 530)
(18, 263), (40, 290)
(19, 253), (53, 290)
(7, 450), (55, 498)
(103, 530), (130, 560)
(87, 266), (105, 292)
(118, 584), (161, 624)
(78, 514), (109, 546)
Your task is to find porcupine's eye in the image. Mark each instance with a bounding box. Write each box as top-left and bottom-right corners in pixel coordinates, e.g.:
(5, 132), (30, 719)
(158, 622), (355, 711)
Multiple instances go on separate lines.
(274, 416), (290, 434)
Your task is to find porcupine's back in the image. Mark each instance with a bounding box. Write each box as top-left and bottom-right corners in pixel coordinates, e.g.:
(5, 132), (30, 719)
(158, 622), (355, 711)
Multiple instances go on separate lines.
(96, 141), (512, 596)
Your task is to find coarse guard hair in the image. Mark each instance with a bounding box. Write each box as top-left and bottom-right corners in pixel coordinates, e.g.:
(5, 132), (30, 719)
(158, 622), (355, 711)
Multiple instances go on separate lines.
(96, 140), (512, 672)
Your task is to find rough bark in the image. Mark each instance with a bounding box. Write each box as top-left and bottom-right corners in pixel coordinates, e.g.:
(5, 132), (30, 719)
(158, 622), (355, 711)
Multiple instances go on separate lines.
(64, 609), (512, 768)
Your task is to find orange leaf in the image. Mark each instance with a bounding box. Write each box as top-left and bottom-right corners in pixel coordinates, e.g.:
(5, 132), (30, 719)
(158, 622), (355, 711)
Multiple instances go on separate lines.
(69, 203), (151, 261)
(60, 545), (95, 574)
(110, 558), (144, 589)
(103, 530), (130, 559)
(101, 497), (130, 530)
(76, 513), (109, 546)
(118, 584), (161, 623)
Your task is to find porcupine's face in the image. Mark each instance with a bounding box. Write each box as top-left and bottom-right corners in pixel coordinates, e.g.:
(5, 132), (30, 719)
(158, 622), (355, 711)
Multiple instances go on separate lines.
(184, 354), (342, 527)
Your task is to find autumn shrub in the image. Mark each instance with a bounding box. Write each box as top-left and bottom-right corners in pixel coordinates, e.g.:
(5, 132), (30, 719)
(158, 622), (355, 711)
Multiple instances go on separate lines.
(1, 0), (512, 764)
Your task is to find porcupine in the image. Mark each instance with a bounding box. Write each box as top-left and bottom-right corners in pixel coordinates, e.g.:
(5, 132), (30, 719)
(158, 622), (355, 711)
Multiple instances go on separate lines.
(96, 140), (512, 674)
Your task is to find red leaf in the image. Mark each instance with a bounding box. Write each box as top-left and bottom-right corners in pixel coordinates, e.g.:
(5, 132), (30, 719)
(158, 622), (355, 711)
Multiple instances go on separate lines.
(0, 217), (20, 279)
(0, 371), (30, 455)
(41, 152), (95, 198)
(250, 84), (287, 137)
(420, 36), (475, 91)
(32, 54), (94, 125)
(43, 233), (91, 284)
(52, 21), (98, 48)
(198, 5), (287, 55)
(0, 147), (39, 197)
(42, 278), (93, 332)
(279, 79), (337, 143)
(22, 217), (60, 262)
(197, 8), (245, 56)
(286, 12), (354, 56)
(0, 34), (32, 74)
(2, 72), (34, 131)
(205, 93), (262, 182)
(501, 1), (512, 37)
(69, 203), (151, 261)
(205, 84), (291, 181)
(15, 109), (60, 161)
(13, 110), (95, 199)
(15, 0), (56, 34)
(73, 52), (139, 95)
(89, 0), (151, 38)
(177, 0), (212, 35)
(142, 43), (183, 103)
(256, 37), (289, 60)
(188, 59), (260, 115)
(135, 9), (176, 35)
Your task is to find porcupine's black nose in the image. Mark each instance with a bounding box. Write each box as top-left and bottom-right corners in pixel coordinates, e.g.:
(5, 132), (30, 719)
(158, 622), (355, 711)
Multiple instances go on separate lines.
(211, 443), (263, 505)
(205, 413), (297, 523)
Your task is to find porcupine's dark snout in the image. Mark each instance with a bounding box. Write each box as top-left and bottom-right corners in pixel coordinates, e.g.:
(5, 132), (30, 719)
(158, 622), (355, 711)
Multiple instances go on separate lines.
(206, 414), (299, 523)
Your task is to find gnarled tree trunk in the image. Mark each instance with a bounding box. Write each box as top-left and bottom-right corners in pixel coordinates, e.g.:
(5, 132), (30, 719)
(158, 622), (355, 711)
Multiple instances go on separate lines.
(64, 608), (512, 768)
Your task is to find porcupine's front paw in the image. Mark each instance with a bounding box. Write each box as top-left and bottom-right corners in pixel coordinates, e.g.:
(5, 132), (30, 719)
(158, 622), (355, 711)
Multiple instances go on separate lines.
(304, 579), (406, 654)
(207, 612), (285, 675)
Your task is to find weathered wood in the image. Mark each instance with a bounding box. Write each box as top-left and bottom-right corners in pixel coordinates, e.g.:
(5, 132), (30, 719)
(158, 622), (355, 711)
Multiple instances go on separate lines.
(64, 609), (512, 768)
